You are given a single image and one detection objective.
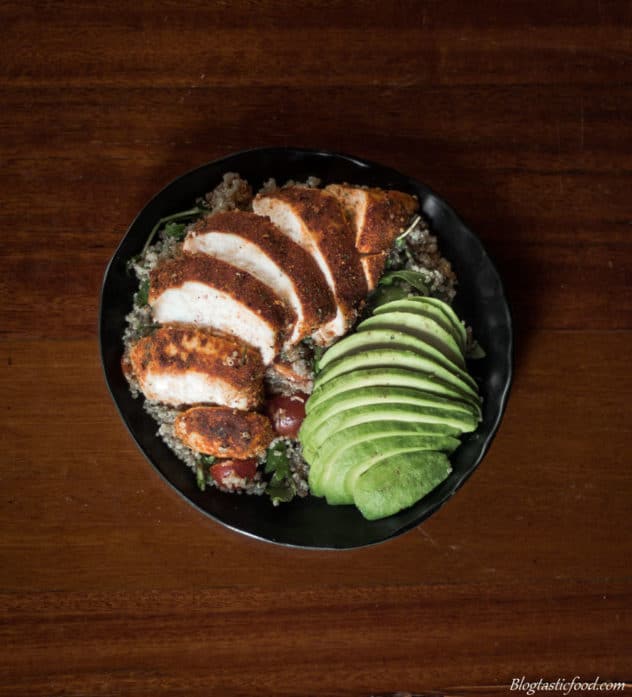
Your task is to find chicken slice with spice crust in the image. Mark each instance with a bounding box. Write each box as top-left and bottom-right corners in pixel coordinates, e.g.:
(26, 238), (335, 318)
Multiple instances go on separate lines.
(149, 253), (294, 365)
(174, 406), (275, 459)
(252, 186), (367, 344)
(326, 184), (418, 254)
(183, 211), (336, 346)
(360, 252), (389, 291)
(127, 325), (264, 409)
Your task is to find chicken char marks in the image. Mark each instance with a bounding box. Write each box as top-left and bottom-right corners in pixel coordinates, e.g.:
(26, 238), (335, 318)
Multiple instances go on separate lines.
(183, 211), (336, 345)
(174, 406), (274, 459)
(253, 186), (368, 344)
(326, 184), (419, 255)
(128, 325), (265, 410)
(149, 252), (294, 365)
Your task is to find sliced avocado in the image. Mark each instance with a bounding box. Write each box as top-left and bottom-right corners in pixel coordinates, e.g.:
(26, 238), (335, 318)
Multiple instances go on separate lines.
(306, 419), (462, 496)
(373, 297), (463, 348)
(301, 387), (478, 448)
(373, 297), (466, 352)
(319, 435), (459, 505)
(315, 349), (478, 401)
(306, 367), (481, 415)
(352, 450), (452, 520)
(322, 327), (476, 391)
(398, 296), (468, 352)
(357, 311), (463, 368)
(301, 402), (477, 462)
(305, 385), (477, 428)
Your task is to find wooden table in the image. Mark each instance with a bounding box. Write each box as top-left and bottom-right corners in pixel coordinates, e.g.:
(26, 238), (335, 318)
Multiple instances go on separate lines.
(1, 2), (630, 695)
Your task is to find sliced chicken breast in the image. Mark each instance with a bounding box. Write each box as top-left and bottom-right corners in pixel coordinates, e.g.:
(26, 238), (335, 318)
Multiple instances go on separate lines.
(361, 252), (388, 291)
(183, 211), (336, 345)
(149, 253), (294, 364)
(253, 186), (367, 344)
(326, 184), (418, 254)
(174, 406), (274, 458)
(128, 325), (264, 409)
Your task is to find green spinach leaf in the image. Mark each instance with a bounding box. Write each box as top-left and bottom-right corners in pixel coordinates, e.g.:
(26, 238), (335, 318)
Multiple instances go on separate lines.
(379, 270), (430, 295)
(264, 441), (297, 505)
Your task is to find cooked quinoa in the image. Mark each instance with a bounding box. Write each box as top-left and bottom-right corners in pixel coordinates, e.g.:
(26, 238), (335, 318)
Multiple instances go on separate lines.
(123, 174), (458, 500)
(385, 217), (457, 303)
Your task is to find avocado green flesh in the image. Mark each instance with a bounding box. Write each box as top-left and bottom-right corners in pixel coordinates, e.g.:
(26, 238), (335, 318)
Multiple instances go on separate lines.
(307, 420), (462, 496)
(300, 391), (477, 447)
(306, 367), (481, 415)
(322, 445), (417, 506)
(316, 327), (473, 388)
(392, 296), (468, 351)
(319, 436), (459, 505)
(352, 451), (452, 520)
(298, 293), (480, 519)
(315, 349), (478, 400)
(372, 298), (463, 349)
(301, 403), (476, 463)
(357, 313), (464, 368)
(346, 326), (477, 390)
(304, 385), (478, 428)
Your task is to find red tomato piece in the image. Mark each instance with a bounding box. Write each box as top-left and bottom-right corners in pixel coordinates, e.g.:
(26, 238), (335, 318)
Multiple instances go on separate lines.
(265, 392), (308, 438)
(210, 458), (258, 490)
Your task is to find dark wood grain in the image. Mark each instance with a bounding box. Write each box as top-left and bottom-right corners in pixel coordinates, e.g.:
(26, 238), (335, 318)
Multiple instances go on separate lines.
(1, 1), (631, 88)
(1, 583), (630, 697)
(0, 1), (631, 695)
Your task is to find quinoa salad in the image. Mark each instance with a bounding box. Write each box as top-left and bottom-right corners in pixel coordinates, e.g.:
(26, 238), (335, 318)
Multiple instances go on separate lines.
(122, 172), (475, 508)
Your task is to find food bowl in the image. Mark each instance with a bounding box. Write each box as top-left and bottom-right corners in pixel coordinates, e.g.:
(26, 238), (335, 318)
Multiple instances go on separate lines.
(99, 147), (513, 549)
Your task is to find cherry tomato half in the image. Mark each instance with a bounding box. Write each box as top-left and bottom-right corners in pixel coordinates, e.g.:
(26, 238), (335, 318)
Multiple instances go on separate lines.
(210, 458), (258, 490)
(265, 392), (308, 438)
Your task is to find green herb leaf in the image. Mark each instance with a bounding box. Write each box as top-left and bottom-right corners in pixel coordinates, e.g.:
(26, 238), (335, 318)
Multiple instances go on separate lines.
(136, 279), (150, 306)
(264, 441), (298, 505)
(265, 442), (290, 476)
(201, 454), (216, 466)
(163, 222), (187, 240)
(370, 284), (411, 308)
(140, 206), (204, 258)
(267, 483), (297, 505)
(195, 461), (207, 491)
(379, 270), (430, 295)
(393, 214), (421, 245)
(312, 344), (326, 361)
(466, 340), (486, 360)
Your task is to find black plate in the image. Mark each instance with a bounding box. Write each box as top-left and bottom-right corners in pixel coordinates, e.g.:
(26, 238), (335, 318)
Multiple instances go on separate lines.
(100, 147), (513, 549)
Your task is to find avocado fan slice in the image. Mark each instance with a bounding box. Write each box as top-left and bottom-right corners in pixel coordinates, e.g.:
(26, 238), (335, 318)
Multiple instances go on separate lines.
(373, 297), (467, 353)
(304, 385), (478, 429)
(306, 367), (481, 416)
(315, 349), (478, 401)
(352, 450), (452, 520)
(300, 297), (480, 517)
(320, 435), (459, 506)
(317, 327), (476, 391)
(390, 296), (468, 352)
(301, 402), (477, 462)
(300, 388), (477, 448)
(356, 312), (464, 369)
(307, 421), (461, 498)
